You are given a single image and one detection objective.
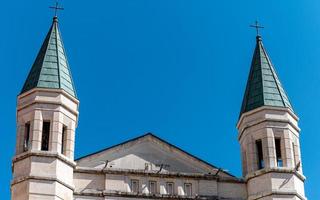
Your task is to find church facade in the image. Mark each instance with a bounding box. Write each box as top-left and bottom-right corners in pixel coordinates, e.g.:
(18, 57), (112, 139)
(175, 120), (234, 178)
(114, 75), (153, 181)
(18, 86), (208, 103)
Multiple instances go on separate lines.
(11, 16), (306, 200)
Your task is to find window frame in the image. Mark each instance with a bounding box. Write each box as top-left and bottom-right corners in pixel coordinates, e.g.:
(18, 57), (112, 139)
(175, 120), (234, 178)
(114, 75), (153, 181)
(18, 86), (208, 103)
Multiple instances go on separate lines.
(130, 179), (139, 193)
(148, 180), (157, 194)
(166, 182), (174, 195)
(184, 183), (192, 196)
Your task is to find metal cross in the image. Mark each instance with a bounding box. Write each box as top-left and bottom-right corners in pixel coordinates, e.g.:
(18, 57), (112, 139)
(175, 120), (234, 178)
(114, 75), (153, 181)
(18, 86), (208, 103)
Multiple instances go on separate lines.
(250, 21), (264, 36)
(49, 1), (64, 17)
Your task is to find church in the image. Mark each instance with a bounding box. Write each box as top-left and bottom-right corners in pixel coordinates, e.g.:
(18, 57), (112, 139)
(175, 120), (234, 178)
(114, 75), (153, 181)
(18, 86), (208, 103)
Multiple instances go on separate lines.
(11, 14), (306, 200)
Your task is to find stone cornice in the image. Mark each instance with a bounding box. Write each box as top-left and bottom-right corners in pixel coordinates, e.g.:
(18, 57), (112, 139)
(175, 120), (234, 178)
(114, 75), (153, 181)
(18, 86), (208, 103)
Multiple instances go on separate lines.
(248, 190), (307, 200)
(237, 106), (300, 140)
(74, 167), (245, 183)
(74, 190), (219, 199)
(11, 175), (75, 191)
(18, 88), (79, 104)
(17, 88), (79, 117)
(17, 99), (79, 117)
(12, 151), (76, 168)
(238, 118), (301, 140)
(237, 106), (299, 129)
(245, 167), (306, 182)
(17, 100), (79, 116)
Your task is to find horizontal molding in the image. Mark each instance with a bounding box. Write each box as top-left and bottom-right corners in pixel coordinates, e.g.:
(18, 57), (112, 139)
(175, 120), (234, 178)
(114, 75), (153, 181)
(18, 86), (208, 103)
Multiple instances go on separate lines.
(245, 167), (306, 182)
(248, 190), (306, 200)
(75, 167), (245, 183)
(12, 150), (76, 168)
(18, 88), (79, 104)
(238, 118), (300, 140)
(18, 100), (79, 117)
(11, 175), (75, 191)
(74, 190), (219, 200)
(237, 106), (299, 128)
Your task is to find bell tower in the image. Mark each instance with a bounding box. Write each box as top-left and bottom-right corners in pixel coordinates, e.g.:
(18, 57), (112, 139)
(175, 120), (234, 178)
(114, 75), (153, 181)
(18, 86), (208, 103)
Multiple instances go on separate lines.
(11, 16), (79, 200)
(237, 34), (306, 200)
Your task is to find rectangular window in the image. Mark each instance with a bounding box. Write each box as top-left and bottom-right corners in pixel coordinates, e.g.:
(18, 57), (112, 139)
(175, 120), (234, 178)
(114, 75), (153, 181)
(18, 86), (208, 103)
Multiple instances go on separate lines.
(41, 122), (50, 151)
(184, 183), (192, 196)
(275, 138), (283, 167)
(256, 140), (264, 169)
(149, 181), (156, 194)
(166, 182), (174, 195)
(23, 123), (30, 152)
(131, 179), (139, 193)
(61, 126), (67, 155)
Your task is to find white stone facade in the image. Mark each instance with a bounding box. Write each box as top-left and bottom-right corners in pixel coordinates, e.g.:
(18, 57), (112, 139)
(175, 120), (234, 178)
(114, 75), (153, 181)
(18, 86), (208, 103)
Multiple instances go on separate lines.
(237, 106), (306, 200)
(10, 19), (306, 200)
(12, 88), (79, 200)
(10, 87), (306, 200)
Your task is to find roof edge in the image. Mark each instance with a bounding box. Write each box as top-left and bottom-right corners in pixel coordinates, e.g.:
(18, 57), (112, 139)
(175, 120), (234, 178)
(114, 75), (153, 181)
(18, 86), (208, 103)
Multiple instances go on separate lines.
(75, 132), (238, 178)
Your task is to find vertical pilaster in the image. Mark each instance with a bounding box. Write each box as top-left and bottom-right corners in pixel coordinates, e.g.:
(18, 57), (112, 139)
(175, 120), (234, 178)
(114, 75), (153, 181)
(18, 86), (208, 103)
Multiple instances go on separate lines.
(50, 112), (63, 152)
(16, 123), (24, 154)
(31, 110), (42, 150)
(282, 129), (294, 168)
(264, 128), (276, 168)
(65, 120), (76, 160)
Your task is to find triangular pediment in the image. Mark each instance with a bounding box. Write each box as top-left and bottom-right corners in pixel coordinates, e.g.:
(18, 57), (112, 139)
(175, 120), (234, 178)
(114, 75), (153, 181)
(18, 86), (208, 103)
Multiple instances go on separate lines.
(76, 133), (233, 178)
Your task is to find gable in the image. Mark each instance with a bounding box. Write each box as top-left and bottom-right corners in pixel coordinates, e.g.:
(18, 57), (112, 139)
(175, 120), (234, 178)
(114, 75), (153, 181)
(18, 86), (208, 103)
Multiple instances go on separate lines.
(76, 133), (234, 178)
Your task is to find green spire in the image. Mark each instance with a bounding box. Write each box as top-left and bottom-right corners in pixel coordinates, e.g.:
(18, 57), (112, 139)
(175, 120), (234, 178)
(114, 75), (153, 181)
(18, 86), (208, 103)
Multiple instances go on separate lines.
(21, 17), (76, 97)
(240, 36), (293, 116)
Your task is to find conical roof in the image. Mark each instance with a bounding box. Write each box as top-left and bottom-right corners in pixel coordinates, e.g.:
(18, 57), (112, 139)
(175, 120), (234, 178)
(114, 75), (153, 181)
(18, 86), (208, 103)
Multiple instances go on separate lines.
(21, 17), (76, 97)
(240, 36), (293, 116)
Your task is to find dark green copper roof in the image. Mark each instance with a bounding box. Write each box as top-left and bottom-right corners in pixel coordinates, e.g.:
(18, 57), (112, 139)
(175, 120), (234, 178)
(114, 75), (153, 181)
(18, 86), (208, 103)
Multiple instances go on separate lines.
(21, 17), (76, 97)
(240, 36), (293, 116)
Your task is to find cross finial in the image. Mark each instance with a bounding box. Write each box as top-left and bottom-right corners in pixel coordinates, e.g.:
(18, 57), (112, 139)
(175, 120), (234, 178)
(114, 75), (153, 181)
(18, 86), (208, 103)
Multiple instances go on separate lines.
(250, 20), (264, 36)
(49, 1), (64, 18)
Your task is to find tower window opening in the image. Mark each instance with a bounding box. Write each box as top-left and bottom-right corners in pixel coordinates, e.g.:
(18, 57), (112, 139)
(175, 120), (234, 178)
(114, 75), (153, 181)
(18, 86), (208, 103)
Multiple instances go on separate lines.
(41, 121), (50, 151)
(275, 138), (283, 167)
(256, 140), (264, 169)
(61, 125), (67, 155)
(23, 123), (30, 152)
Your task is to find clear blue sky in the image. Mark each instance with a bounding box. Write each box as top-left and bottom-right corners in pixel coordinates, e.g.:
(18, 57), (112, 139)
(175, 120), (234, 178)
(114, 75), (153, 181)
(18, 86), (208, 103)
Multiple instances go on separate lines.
(1, 0), (319, 199)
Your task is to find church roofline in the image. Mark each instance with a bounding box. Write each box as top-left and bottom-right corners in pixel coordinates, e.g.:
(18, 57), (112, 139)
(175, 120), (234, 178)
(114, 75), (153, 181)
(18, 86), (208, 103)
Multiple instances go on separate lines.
(75, 132), (237, 178)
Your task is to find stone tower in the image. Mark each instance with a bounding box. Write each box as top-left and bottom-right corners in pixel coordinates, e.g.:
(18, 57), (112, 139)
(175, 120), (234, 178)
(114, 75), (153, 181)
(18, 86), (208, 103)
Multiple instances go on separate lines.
(11, 16), (79, 200)
(237, 35), (306, 200)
